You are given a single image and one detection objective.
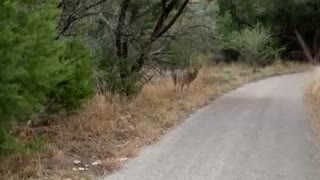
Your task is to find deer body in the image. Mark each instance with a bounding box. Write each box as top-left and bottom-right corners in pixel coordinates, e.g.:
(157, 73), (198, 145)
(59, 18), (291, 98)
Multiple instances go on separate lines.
(172, 67), (200, 92)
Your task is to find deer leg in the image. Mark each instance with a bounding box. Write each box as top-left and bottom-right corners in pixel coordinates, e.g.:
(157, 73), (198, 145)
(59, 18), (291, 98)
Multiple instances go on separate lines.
(174, 84), (180, 97)
(174, 84), (180, 94)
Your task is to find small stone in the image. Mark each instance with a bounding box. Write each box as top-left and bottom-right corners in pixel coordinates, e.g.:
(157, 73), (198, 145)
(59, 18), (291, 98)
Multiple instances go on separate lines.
(72, 167), (78, 171)
(78, 167), (85, 171)
(73, 160), (81, 165)
(119, 158), (128, 162)
(91, 160), (102, 166)
(85, 164), (90, 167)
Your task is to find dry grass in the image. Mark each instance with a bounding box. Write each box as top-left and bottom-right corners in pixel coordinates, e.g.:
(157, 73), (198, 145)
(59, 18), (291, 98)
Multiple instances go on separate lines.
(305, 66), (320, 147)
(2, 62), (308, 180)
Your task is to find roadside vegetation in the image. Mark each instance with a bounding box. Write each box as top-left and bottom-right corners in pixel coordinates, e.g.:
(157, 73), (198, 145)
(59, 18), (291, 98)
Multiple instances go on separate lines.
(305, 68), (320, 146)
(0, 0), (319, 179)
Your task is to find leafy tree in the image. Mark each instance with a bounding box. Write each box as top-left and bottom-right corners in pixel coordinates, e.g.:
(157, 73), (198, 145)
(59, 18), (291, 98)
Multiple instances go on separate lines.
(0, 0), (63, 123)
(228, 24), (282, 71)
(58, 0), (192, 95)
(49, 39), (94, 110)
(0, 0), (94, 151)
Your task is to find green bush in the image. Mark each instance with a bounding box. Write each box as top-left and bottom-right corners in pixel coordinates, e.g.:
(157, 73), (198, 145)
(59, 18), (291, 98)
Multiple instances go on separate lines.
(0, 129), (24, 154)
(0, 0), (63, 123)
(228, 24), (282, 71)
(0, 0), (95, 152)
(215, 11), (238, 43)
(49, 39), (95, 110)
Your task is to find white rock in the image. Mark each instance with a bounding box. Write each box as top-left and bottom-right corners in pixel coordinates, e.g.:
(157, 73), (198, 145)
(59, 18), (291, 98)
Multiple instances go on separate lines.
(78, 167), (85, 171)
(91, 160), (102, 166)
(73, 160), (81, 165)
(72, 167), (78, 171)
(119, 158), (128, 162)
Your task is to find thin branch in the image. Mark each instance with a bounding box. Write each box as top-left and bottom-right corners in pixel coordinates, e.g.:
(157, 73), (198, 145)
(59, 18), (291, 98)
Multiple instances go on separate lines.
(153, 57), (177, 66)
(59, 0), (109, 36)
(99, 13), (115, 31)
(140, 74), (155, 86)
(165, 24), (214, 39)
(294, 28), (315, 64)
(149, 45), (168, 55)
(61, 11), (100, 36)
(82, 0), (108, 12)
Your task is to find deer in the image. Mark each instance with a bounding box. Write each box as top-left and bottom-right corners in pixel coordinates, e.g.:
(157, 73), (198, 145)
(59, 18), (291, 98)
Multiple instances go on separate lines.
(171, 65), (201, 93)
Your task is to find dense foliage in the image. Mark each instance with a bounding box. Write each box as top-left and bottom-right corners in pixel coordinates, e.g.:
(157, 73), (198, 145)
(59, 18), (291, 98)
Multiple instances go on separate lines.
(227, 24), (282, 71)
(0, 0), (93, 151)
(217, 0), (320, 61)
(0, 0), (62, 124)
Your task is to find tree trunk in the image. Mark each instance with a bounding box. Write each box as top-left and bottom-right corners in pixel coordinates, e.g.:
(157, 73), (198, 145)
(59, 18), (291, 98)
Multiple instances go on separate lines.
(116, 0), (130, 58)
(313, 29), (320, 64)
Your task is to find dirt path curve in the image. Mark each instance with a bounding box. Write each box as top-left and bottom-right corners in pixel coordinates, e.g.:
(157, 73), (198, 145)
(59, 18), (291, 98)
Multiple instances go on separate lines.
(104, 73), (320, 180)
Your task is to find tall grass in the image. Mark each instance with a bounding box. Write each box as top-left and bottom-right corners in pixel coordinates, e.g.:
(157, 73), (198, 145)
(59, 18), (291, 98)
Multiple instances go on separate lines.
(305, 67), (320, 139)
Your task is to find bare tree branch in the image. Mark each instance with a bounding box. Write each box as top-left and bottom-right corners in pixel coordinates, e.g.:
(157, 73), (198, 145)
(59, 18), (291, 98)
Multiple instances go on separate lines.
(163, 24), (214, 39)
(294, 29), (315, 64)
(58, 0), (109, 36)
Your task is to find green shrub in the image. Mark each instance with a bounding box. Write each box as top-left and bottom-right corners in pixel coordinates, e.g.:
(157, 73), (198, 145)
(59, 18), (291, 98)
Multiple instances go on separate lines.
(0, 0), (63, 123)
(0, 129), (23, 154)
(0, 0), (95, 151)
(215, 11), (238, 43)
(49, 39), (95, 110)
(228, 24), (282, 71)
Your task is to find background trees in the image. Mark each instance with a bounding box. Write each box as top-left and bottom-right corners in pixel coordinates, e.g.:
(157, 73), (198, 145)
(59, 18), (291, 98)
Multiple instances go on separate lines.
(216, 0), (320, 63)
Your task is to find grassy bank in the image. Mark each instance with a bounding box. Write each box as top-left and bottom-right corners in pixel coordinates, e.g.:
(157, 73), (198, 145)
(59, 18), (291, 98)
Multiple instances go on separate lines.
(305, 66), (320, 150)
(2, 62), (308, 180)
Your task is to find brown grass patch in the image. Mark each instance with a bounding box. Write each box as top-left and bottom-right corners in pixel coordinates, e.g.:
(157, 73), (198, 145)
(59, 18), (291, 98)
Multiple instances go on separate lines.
(305, 66), (320, 148)
(1, 62), (308, 179)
